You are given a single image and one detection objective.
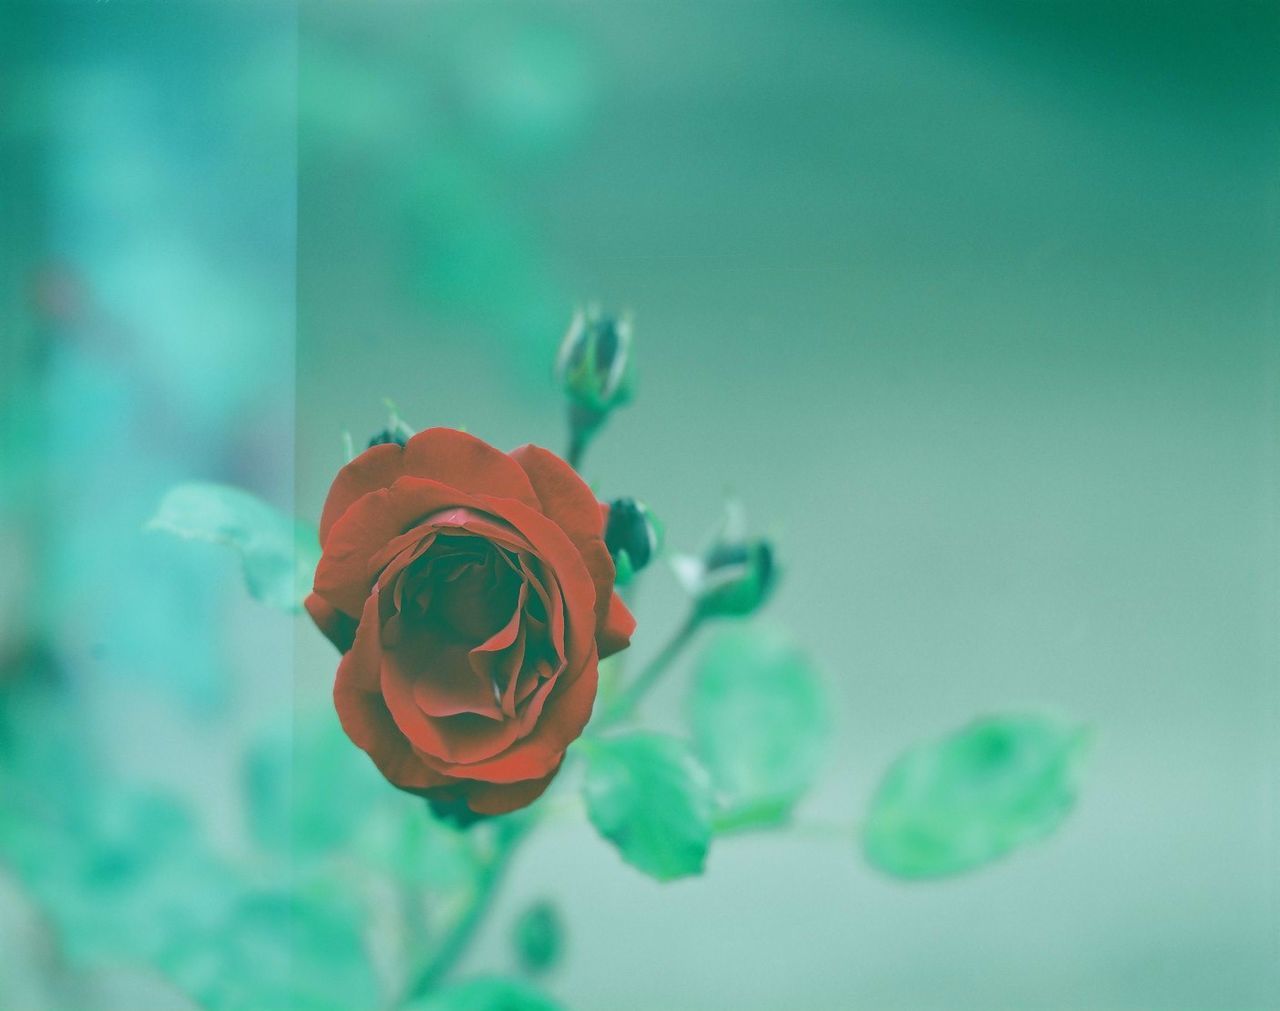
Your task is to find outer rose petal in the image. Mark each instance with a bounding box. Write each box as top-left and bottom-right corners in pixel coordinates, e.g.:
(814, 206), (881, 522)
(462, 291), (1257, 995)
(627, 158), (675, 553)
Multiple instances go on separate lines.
(464, 767), (561, 815)
(304, 592), (357, 653)
(511, 444), (623, 635)
(318, 443), (405, 548)
(334, 593), (450, 790)
(598, 591), (635, 660)
(509, 444), (605, 547)
(319, 428), (540, 546)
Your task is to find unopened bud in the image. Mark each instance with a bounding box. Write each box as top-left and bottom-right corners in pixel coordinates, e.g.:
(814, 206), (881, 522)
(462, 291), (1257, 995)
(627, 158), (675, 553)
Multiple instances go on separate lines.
(674, 503), (778, 618)
(367, 428), (408, 449)
(555, 306), (633, 422)
(696, 539), (775, 617)
(604, 497), (662, 585)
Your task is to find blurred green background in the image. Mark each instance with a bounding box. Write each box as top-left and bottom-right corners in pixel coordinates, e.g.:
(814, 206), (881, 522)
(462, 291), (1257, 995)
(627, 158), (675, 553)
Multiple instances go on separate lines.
(3, 1), (1278, 1009)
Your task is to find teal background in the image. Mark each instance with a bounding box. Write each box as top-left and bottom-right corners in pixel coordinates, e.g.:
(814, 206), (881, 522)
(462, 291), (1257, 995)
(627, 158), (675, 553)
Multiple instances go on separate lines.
(2, 2), (1278, 1009)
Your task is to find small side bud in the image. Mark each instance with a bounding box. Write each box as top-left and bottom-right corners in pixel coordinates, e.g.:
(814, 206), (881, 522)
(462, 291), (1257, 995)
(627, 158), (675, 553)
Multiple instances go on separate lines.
(512, 900), (563, 976)
(367, 428), (408, 449)
(675, 501), (777, 618)
(604, 497), (662, 585)
(367, 398), (415, 449)
(696, 539), (775, 617)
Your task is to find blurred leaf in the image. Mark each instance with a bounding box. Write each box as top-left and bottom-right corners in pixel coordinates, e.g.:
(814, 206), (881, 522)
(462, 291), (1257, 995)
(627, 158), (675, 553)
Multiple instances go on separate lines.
(862, 714), (1089, 879)
(0, 869), (203, 1011)
(0, 784), (239, 970)
(0, 869), (61, 1011)
(71, 967), (202, 1011)
(581, 733), (713, 881)
(244, 708), (385, 859)
(689, 626), (829, 831)
(160, 880), (377, 1011)
(148, 482), (319, 612)
(408, 976), (562, 1011)
(0, 681), (94, 826)
(511, 900), (562, 976)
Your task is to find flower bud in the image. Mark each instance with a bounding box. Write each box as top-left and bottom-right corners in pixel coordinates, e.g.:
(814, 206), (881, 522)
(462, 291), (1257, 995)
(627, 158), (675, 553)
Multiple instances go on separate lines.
(555, 306), (633, 421)
(673, 502), (777, 618)
(367, 399), (415, 449)
(604, 497), (662, 585)
(366, 428), (409, 449)
(695, 539), (775, 617)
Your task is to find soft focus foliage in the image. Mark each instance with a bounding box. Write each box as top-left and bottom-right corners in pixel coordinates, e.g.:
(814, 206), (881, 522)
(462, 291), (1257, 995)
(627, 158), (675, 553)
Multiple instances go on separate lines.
(406, 976), (563, 1011)
(148, 483), (320, 614)
(862, 715), (1088, 879)
(689, 625), (829, 830)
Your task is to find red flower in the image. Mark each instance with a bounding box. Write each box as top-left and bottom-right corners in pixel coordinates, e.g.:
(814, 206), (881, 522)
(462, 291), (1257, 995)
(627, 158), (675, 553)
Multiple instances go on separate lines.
(306, 428), (635, 816)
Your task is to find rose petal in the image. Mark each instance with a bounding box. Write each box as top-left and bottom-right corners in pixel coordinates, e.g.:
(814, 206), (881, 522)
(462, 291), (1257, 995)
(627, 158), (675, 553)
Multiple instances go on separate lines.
(318, 429), (540, 547)
(511, 444), (622, 636)
(319, 443), (406, 548)
(464, 766), (561, 815)
(305, 592), (357, 653)
(387, 624), (504, 721)
(597, 590), (636, 660)
(509, 444), (605, 547)
(422, 645), (599, 783)
(333, 593), (449, 789)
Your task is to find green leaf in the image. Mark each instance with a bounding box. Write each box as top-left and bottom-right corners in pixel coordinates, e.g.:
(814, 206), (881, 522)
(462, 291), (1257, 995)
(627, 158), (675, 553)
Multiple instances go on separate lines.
(862, 714), (1089, 879)
(581, 733), (713, 881)
(148, 482), (319, 612)
(407, 976), (562, 1011)
(511, 900), (562, 976)
(689, 626), (829, 830)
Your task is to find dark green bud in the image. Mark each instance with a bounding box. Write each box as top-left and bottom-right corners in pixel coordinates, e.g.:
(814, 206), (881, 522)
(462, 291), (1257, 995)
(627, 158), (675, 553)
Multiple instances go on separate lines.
(604, 497), (662, 585)
(423, 792), (487, 829)
(366, 399), (415, 451)
(367, 428), (408, 449)
(512, 900), (563, 975)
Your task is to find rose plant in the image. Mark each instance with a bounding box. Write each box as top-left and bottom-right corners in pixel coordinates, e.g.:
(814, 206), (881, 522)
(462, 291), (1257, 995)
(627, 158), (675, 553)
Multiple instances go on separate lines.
(143, 309), (1088, 1010)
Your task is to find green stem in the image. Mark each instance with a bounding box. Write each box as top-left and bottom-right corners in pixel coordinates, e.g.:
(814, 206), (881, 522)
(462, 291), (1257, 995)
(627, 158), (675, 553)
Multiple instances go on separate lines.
(597, 611), (703, 728)
(399, 817), (531, 1004)
(564, 403), (605, 473)
(565, 428), (590, 472)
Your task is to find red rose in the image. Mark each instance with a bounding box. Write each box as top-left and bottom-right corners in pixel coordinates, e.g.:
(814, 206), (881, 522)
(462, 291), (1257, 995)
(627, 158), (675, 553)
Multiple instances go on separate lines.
(305, 428), (635, 816)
